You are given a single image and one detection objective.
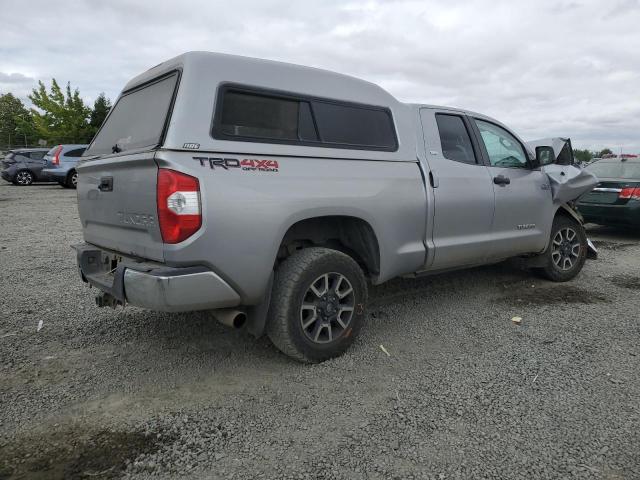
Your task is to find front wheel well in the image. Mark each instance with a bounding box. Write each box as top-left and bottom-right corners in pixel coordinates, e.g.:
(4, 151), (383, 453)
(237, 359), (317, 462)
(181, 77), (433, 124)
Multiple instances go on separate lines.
(277, 216), (380, 278)
(554, 204), (585, 225)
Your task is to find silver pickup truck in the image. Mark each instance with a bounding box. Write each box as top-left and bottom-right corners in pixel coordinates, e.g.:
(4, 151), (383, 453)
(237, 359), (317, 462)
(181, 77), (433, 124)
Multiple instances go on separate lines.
(74, 52), (597, 362)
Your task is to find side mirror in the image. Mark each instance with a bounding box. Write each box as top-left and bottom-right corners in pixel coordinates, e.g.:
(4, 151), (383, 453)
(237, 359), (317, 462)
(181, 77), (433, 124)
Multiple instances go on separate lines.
(535, 146), (555, 168)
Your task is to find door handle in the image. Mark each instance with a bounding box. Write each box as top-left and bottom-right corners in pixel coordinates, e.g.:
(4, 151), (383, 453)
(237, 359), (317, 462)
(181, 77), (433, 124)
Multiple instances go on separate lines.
(98, 176), (113, 192)
(493, 175), (510, 186)
(429, 171), (439, 188)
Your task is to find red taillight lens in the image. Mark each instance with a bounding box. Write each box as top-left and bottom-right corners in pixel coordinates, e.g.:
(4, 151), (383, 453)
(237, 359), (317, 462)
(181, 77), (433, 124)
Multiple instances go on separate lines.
(619, 187), (640, 200)
(52, 145), (63, 165)
(157, 169), (201, 244)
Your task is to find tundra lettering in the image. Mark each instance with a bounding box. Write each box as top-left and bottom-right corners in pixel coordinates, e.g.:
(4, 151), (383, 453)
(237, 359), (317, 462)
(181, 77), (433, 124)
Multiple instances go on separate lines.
(117, 211), (156, 226)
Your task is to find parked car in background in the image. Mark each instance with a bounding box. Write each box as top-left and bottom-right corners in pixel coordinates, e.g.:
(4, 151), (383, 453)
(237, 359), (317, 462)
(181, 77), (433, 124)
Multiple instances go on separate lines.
(577, 157), (640, 227)
(41, 144), (88, 188)
(1, 148), (53, 185)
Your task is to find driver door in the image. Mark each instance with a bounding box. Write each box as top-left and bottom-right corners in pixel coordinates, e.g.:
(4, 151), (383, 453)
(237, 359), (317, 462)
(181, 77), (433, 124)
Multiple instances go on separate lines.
(470, 118), (553, 259)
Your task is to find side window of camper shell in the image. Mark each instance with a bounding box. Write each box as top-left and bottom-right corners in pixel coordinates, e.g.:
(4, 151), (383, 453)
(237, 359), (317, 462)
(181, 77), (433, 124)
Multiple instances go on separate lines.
(212, 86), (398, 151)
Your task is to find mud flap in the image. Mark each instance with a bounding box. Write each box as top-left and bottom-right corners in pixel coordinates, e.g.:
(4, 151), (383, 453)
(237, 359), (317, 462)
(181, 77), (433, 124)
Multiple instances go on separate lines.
(586, 238), (598, 260)
(246, 272), (274, 338)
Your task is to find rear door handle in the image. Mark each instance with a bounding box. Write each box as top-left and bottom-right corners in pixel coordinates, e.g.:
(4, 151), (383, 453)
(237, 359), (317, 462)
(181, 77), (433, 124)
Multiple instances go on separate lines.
(429, 171), (439, 188)
(98, 176), (113, 192)
(493, 175), (510, 186)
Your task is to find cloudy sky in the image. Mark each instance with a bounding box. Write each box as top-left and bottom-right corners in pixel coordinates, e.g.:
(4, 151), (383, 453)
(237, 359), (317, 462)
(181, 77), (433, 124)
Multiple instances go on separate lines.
(1, 0), (639, 151)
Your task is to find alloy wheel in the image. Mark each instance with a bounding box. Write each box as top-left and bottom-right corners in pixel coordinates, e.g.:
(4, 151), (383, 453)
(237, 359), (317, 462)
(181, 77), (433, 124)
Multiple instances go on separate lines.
(551, 227), (581, 271)
(300, 272), (355, 344)
(16, 171), (32, 185)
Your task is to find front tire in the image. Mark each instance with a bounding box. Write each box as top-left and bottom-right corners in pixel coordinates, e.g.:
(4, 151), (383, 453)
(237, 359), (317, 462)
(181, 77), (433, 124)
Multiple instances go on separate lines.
(537, 215), (587, 282)
(267, 247), (368, 363)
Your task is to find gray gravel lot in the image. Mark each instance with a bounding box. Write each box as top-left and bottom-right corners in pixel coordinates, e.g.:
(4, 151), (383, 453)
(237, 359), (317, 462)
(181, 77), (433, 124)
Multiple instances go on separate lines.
(0, 183), (639, 480)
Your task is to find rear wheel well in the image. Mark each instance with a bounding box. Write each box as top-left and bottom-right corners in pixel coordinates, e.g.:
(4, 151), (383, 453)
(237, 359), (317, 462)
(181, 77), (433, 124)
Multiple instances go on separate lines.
(277, 216), (380, 278)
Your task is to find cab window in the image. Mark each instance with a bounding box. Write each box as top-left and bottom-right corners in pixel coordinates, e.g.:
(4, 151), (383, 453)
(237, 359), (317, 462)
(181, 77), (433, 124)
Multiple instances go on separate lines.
(435, 114), (477, 165)
(475, 120), (528, 169)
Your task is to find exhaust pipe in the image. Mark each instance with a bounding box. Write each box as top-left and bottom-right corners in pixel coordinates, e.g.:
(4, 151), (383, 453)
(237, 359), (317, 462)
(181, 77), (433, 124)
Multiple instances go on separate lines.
(213, 309), (247, 329)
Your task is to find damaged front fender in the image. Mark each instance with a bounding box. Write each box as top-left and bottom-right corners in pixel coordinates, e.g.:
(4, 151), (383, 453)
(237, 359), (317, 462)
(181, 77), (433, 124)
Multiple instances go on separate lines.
(542, 164), (598, 205)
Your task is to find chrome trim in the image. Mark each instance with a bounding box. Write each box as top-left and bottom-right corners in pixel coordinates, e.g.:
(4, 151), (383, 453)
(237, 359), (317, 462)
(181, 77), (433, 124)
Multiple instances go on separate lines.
(123, 268), (241, 312)
(592, 187), (622, 193)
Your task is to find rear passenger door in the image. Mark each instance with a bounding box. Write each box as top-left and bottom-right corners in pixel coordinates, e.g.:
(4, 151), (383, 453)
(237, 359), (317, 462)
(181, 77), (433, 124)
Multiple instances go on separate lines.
(419, 109), (495, 269)
(471, 119), (553, 258)
(25, 151), (48, 180)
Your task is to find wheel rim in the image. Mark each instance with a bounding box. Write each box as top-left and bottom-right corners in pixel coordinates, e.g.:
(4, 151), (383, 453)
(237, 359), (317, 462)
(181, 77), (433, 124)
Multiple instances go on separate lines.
(300, 272), (355, 344)
(551, 227), (581, 271)
(71, 172), (78, 187)
(16, 171), (32, 185)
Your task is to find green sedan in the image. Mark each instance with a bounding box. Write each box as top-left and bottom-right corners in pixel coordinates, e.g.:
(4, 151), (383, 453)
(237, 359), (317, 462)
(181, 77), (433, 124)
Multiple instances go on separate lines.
(577, 158), (640, 227)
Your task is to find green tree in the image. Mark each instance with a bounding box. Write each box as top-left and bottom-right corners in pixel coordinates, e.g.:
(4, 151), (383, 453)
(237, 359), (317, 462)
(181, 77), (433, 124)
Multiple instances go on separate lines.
(29, 79), (92, 144)
(0, 93), (32, 147)
(598, 148), (613, 157)
(573, 148), (593, 163)
(89, 93), (111, 134)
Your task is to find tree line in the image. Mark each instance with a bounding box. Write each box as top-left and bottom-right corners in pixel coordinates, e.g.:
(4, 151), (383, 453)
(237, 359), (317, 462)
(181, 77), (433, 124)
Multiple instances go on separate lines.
(573, 148), (614, 163)
(0, 80), (111, 148)
(0, 82), (623, 157)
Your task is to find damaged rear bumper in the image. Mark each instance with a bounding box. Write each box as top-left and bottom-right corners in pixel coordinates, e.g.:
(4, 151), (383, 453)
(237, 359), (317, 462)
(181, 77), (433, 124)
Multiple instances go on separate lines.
(73, 242), (241, 312)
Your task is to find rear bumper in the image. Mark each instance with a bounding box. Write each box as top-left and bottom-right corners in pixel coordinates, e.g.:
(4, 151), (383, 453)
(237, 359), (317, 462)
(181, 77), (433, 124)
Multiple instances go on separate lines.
(74, 242), (241, 312)
(577, 202), (640, 226)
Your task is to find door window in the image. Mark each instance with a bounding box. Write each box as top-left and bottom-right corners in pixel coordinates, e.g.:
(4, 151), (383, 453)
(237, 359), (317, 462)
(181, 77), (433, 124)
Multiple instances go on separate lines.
(435, 114), (477, 165)
(29, 151), (45, 160)
(475, 120), (528, 169)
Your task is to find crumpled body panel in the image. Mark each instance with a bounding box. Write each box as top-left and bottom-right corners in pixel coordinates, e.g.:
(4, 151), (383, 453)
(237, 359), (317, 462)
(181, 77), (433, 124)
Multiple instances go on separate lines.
(542, 164), (598, 204)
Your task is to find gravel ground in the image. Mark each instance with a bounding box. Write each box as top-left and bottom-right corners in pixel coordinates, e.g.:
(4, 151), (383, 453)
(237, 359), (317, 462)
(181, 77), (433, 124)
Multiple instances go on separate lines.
(0, 182), (639, 480)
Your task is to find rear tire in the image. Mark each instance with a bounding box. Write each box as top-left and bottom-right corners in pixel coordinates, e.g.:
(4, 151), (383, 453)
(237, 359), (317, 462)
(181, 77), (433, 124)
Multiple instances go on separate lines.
(14, 170), (33, 186)
(267, 247), (368, 363)
(65, 170), (78, 189)
(537, 215), (587, 282)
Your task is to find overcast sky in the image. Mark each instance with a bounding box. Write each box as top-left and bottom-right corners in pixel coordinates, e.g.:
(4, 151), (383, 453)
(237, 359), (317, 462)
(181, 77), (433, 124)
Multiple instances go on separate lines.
(1, 0), (639, 151)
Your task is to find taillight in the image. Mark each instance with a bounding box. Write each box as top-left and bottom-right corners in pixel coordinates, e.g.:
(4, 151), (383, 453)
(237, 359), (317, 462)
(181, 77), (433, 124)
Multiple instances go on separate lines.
(157, 169), (201, 244)
(52, 145), (63, 165)
(619, 187), (640, 200)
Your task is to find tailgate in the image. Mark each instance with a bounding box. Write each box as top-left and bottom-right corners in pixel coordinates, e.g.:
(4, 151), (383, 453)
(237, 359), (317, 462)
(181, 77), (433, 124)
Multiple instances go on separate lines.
(76, 70), (180, 262)
(77, 153), (163, 261)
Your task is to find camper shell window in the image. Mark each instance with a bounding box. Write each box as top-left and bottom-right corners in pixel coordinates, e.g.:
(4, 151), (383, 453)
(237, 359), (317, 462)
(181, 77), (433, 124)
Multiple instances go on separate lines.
(212, 85), (398, 151)
(85, 72), (179, 156)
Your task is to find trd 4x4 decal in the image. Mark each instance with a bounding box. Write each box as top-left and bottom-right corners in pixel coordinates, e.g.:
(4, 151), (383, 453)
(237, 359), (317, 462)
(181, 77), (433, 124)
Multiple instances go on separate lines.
(193, 157), (279, 173)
